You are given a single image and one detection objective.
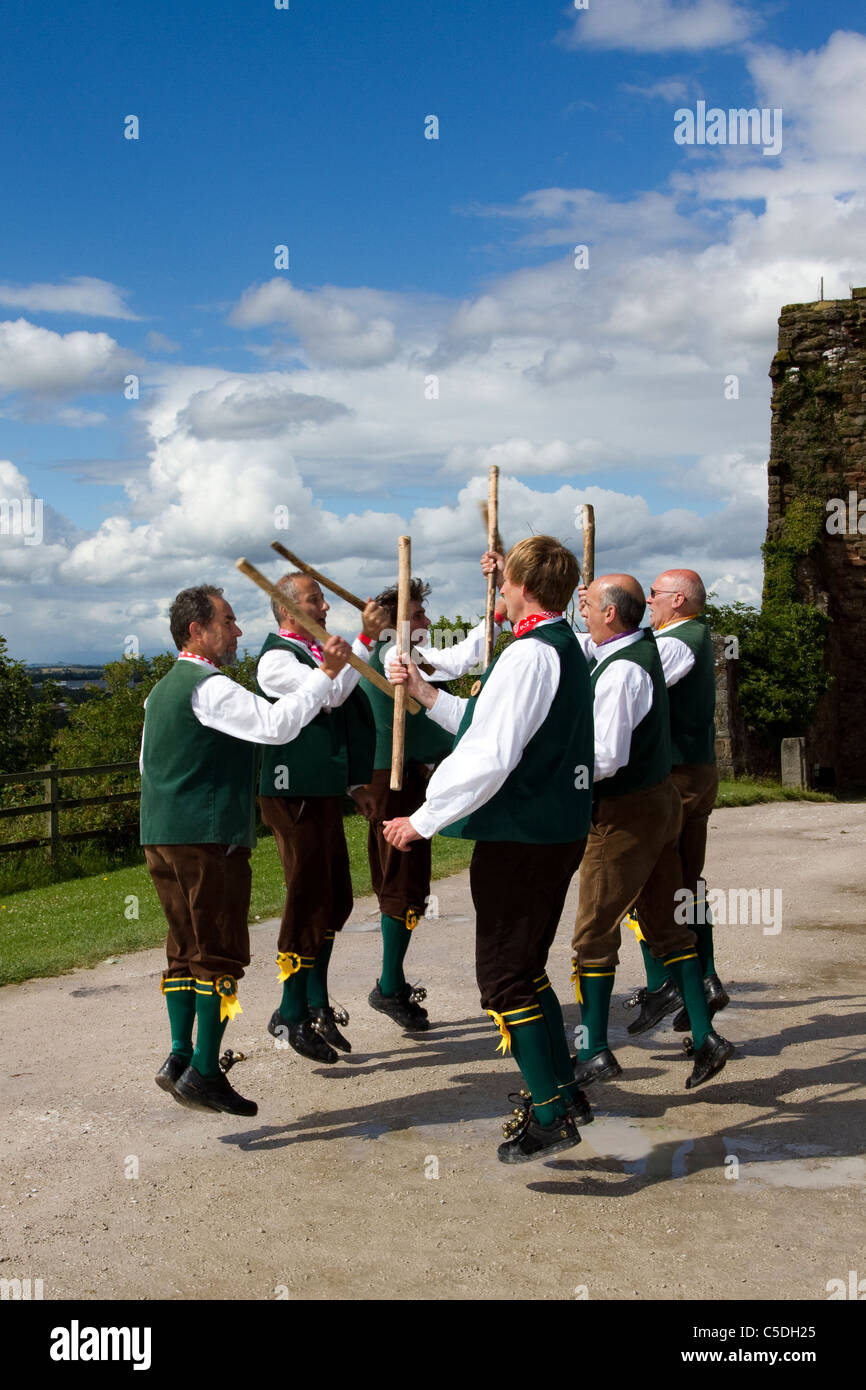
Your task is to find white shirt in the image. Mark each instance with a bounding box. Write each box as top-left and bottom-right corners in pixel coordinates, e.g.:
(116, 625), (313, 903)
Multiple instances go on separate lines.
(257, 634), (369, 707)
(380, 617), (499, 685)
(653, 620), (698, 687)
(139, 654), (334, 772)
(409, 621), (562, 839)
(578, 629), (654, 784)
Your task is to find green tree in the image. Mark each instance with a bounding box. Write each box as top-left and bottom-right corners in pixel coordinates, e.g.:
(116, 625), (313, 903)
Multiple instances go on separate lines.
(706, 598), (832, 741)
(0, 634), (55, 773)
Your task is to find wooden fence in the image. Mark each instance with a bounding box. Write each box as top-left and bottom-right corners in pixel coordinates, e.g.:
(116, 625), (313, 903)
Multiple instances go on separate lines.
(0, 762), (140, 858)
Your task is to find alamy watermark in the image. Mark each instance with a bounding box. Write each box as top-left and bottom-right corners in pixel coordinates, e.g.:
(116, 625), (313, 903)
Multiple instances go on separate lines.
(826, 492), (866, 535)
(0, 497), (43, 546)
(674, 101), (782, 157)
(674, 879), (782, 935)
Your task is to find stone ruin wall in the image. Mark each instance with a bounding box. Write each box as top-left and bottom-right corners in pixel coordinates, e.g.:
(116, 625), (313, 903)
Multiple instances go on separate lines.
(765, 289), (866, 791)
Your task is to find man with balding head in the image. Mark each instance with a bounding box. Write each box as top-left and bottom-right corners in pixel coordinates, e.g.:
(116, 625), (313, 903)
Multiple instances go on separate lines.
(619, 568), (729, 1034)
(571, 574), (732, 1090)
(256, 572), (388, 1063)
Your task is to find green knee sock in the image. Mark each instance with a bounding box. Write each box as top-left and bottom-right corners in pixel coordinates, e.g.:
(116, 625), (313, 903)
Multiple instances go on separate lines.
(163, 977), (196, 1063)
(191, 987), (229, 1078)
(280, 966), (313, 1024)
(639, 939), (669, 992)
(694, 902), (716, 975)
(664, 950), (711, 1049)
(576, 970), (616, 1061)
(306, 934), (335, 1010)
(379, 913), (413, 996)
(535, 974), (582, 1106)
(504, 1012), (566, 1127)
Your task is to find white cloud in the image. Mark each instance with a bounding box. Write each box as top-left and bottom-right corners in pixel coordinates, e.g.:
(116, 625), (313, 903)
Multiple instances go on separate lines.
(443, 437), (626, 477)
(55, 407), (109, 428)
(0, 277), (137, 319)
(621, 79), (691, 101)
(177, 374), (350, 440)
(145, 331), (181, 354)
(231, 279), (399, 366)
(561, 0), (760, 54)
(0, 319), (139, 397)
(747, 30), (866, 161)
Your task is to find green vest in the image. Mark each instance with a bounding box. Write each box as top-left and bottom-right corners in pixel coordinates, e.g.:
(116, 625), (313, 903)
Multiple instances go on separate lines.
(439, 620), (594, 844)
(140, 660), (258, 847)
(256, 633), (375, 797)
(591, 630), (671, 797)
(658, 618), (717, 765)
(364, 642), (455, 771)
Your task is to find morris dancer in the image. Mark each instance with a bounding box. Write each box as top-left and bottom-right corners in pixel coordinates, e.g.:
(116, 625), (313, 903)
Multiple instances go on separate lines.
(630, 569), (730, 1032)
(256, 573), (388, 1063)
(571, 575), (732, 1091)
(362, 575), (502, 1031)
(383, 537), (594, 1163)
(141, 584), (350, 1116)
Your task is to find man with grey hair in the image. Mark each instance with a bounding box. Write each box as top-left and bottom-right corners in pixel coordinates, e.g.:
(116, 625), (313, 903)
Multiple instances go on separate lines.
(623, 568), (729, 1035)
(141, 584), (351, 1117)
(256, 572), (389, 1063)
(570, 574), (732, 1091)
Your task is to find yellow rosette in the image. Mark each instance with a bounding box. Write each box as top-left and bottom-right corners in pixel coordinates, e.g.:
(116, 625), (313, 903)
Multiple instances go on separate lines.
(623, 912), (644, 943)
(570, 962), (583, 1004)
(486, 1008), (512, 1056)
(405, 908), (420, 931)
(215, 975), (242, 1023)
(276, 951), (302, 982)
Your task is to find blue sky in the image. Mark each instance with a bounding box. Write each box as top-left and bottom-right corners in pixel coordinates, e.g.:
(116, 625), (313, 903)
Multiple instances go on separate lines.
(2, 1), (866, 659)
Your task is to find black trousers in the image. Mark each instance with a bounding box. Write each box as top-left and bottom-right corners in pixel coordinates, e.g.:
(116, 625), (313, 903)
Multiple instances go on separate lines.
(471, 838), (587, 1015)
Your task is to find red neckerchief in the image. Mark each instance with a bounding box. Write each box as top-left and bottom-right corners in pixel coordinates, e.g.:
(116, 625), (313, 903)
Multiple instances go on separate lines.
(513, 611), (561, 639)
(279, 628), (324, 663)
(177, 651), (218, 669)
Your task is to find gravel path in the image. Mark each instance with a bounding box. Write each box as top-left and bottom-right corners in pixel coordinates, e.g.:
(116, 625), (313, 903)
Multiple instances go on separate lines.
(2, 801), (864, 1301)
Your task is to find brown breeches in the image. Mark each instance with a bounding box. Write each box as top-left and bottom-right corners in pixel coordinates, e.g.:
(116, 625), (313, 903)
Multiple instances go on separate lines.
(366, 764), (433, 919)
(571, 777), (696, 971)
(145, 843), (251, 981)
(671, 761), (719, 896)
(259, 795), (353, 957)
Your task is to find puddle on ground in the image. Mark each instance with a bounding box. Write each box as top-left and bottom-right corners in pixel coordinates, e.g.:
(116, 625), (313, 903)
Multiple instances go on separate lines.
(734, 1157), (866, 1189)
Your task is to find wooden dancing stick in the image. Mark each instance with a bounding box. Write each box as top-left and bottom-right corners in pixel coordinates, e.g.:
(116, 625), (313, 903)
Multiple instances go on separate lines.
(390, 535), (411, 791)
(484, 465), (499, 670)
(270, 540), (365, 613)
(581, 503), (595, 588)
(270, 538), (436, 676)
(235, 557), (420, 714)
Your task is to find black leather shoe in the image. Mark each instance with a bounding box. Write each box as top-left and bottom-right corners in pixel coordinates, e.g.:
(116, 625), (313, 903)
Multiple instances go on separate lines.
(174, 1064), (258, 1116)
(506, 1086), (593, 1129)
(572, 1048), (622, 1087)
(685, 1030), (733, 1089)
(269, 1013), (338, 1063)
(368, 981), (430, 1031)
(155, 1053), (188, 1101)
(310, 1006), (351, 1053)
(498, 1107), (581, 1164)
(623, 978), (683, 1035)
(673, 972), (731, 1031)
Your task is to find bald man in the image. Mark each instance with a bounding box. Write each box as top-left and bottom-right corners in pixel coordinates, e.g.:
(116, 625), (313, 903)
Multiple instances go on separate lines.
(571, 574), (732, 1091)
(621, 570), (729, 1035)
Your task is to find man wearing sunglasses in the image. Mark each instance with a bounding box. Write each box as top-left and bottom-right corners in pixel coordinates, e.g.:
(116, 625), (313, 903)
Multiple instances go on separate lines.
(622, 571), (730, 1036)
(571, 574), (732, 1091)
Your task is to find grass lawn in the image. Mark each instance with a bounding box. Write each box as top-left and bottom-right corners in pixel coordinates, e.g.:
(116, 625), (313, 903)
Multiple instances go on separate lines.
(0, 816), (474, 987)
(716, 778), (835, 807)
(0, 780), (838, 986)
